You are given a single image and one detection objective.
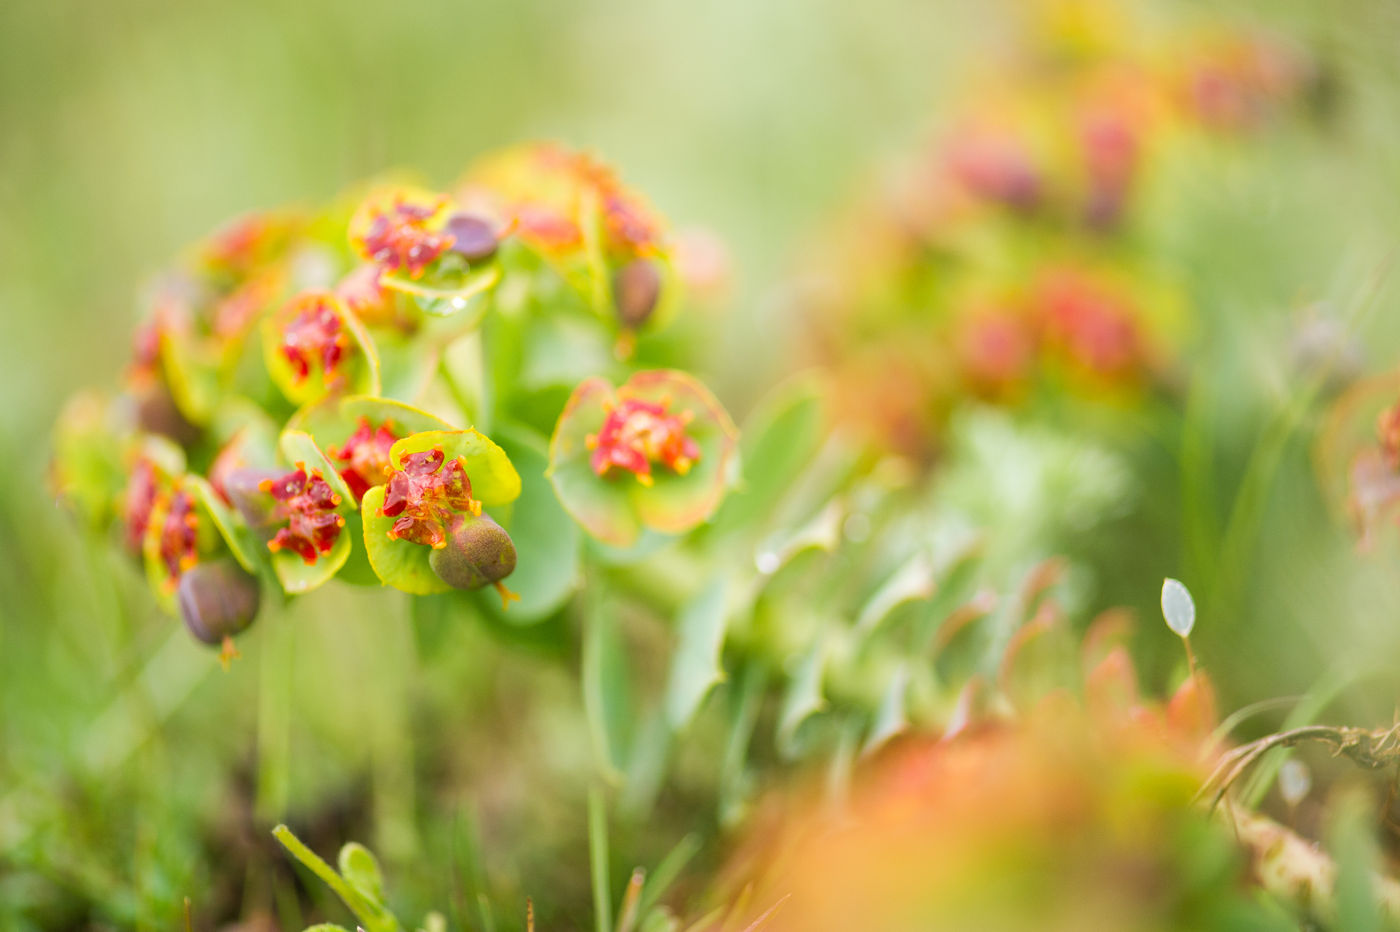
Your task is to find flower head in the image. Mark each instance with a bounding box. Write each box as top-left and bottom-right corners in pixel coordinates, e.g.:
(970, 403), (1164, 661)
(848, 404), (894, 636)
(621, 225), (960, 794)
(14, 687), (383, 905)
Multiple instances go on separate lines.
(280, 294), (350, 386)
(328, 416), (401, 502)
(587, 397), (700, 486)
(352, 194), (455, 279)
(1377, 401), (1400, 470)
(359, 429), (519, 595)
(260, 464), (345, 565)
(156, 488), (201, 583)
(379, 448), (480, 549)
(550, 370), (737, 547)
(123, 458), (163, 555)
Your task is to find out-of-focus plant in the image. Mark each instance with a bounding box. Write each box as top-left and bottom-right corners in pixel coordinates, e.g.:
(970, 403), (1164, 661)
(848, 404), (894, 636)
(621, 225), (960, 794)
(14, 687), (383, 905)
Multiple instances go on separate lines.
(796, 7), (1317, 459)
(38, 2), (1400, 929)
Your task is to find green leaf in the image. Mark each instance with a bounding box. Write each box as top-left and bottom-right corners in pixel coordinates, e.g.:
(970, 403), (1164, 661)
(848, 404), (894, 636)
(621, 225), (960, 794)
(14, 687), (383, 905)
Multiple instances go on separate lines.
(184, 475), (263, 574)
(337, 842), (386, 906)
(664, 581), (729, 730)
(360, 484), (450, 595)
(861, 664), (909, 756)
(854, 551), (936, 635)
(777, 640), (827, 758)
(158, 327), (219, 422)
(753, 499), (844, 578)
(582, 590), (633, 778)
(271, 825), (403, 932)
(711, 375), (826, 535)
(290, 394), (454, 448)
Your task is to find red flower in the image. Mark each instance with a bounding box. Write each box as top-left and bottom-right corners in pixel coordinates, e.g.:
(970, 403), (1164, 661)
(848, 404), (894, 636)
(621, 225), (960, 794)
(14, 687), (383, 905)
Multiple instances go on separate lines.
(1376, 402), (1400, 470)
(1037, 271), (1145, 380)
(123, 459), (161, 555)
(356, 197), (454, 279)
(280, 295), (351, 385)
(379, 448), (481, 549)
(586, 397), (701, 486)
(328, 417), (401, 502)
(157, 490), (200, 583)
(260, 465), (345, 565)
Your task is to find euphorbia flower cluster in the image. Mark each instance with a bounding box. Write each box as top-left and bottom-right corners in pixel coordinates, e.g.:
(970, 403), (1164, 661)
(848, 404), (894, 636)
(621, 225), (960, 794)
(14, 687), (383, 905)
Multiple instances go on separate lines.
(155, 489), (201, 583)
(50, 140), (715, 657)
(587, 397), (700, 486)
(280, 295), (351, 386)
(354, 195), (456, 279)
(379, 448), (480, 550)
(261, 465), (345, 565)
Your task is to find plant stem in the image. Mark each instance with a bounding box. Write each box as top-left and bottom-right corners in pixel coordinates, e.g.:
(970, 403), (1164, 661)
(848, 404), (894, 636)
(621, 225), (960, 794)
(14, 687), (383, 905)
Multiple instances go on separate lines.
(589, 784), (613, 932)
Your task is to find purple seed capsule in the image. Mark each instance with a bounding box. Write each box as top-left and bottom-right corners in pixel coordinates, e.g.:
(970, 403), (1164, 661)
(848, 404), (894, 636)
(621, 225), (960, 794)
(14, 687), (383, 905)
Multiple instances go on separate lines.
(177, 559), (261, 646)
(445, 213), (499, 263)
(222, 466), (286, 533)
(613, 258), (663, 330)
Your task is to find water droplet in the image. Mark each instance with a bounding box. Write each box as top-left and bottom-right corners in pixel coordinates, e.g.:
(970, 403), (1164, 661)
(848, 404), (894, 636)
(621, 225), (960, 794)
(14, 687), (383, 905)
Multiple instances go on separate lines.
(1161, 577), (1195, 638)
(1279, 759), (1311, 807)
(755, 551), (780, 575)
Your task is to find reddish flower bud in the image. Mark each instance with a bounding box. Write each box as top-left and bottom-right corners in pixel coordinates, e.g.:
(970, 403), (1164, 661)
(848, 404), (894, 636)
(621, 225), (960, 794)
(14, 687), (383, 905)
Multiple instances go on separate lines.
(586, 397), (700, 486)
(178, 558), (260, 646)
(379, 448), (480, 549)
(259, 465), (345, 565)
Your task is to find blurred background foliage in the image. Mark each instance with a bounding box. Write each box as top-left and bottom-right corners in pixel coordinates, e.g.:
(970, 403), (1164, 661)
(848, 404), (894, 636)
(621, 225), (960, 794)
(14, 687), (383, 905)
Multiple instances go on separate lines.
(7, 0), (1400, 928)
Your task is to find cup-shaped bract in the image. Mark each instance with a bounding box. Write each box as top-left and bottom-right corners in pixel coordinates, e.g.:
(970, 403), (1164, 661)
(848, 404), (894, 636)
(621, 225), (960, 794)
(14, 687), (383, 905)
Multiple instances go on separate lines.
(548, 370), (738, 547)
(348, 185), (503, 317)
(361, 430), (520, 594)
(262, 291), (381, 407)
(232, 430), (360, 595)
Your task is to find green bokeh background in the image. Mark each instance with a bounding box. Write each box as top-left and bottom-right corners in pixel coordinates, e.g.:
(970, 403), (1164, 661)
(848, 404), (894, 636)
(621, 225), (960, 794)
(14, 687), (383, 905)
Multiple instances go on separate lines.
(5, 0), (1400, 928)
